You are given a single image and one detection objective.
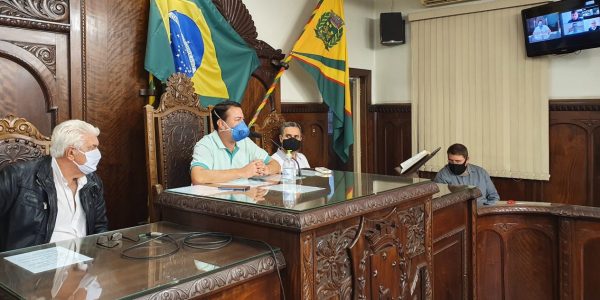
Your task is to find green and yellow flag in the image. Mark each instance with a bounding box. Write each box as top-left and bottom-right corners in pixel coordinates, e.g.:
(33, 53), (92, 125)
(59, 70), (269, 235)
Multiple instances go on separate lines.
(290, 0), (353, 163)
(144, 0), (259, 106)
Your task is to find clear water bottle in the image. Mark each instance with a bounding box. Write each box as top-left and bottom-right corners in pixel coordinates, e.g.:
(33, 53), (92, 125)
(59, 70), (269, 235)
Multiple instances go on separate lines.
(282, 150), (297, 208)
(281, 150), (297, 183)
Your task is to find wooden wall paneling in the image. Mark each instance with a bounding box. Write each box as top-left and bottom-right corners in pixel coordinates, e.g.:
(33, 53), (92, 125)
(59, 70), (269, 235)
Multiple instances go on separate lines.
(69, 0), (84, 120)
(84, 0), (150, 229)
(281, 103), (330, 168)
(547, 116), (589, 205)
(476, 214), (558, 299)
(561, 219), (600, 300)
(548, 100), (600, 207)
(0, 27), (70, 135)
(432, 201), (471, 300)
(369, 104), (412, 175)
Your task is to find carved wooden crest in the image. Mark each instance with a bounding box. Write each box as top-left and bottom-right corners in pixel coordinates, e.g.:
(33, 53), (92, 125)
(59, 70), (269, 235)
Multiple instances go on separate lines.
(156, 73), (209, 113)
(0, 114), (50, 141)
(252, 111), (285, 152)
(0, 114), (51, 169)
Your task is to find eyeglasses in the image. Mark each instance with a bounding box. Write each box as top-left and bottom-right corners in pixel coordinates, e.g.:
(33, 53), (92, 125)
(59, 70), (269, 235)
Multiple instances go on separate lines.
(96, 232), (122, 248)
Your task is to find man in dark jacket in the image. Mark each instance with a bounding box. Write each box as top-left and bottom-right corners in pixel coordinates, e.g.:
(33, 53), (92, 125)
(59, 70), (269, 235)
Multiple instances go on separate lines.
(0, 120), (108, 251)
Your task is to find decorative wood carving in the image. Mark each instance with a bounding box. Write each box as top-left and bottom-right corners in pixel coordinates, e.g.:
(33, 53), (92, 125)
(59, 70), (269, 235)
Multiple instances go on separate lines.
(0, 0), (69, 22)
(0, 0), (69, 32)
(368, 104), (411, 113)
(158, 182), (439, 231)
(401, 205), (426, 258)
(348, 205), (427, 300)
(80, 0), (87, 118)
(145, 73), (212, 220)
(0, 114), (51, 169)
(159, 111), (207, 189)
(493, 222), (518, 233)
(137, 252), (285, 300)
(157, 73), (208, 113)
(559, 219), (573, 300)
(211, 0), (284, 86)
(0, 114), (50, 140)
(252, 111), (285, 153)
(315, 226), (358, 299)
(579, 119), (600, 128)
(0, 15), (69, 31)
(5, 41), (56, 75)
(549, 100), (600, 111)
(477, 203), (600, 219)
(302, 233), (315, 300)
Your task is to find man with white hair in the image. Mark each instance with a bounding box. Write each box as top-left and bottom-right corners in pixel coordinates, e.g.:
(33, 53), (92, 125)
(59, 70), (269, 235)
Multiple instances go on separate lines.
(0, 119), (108, 251)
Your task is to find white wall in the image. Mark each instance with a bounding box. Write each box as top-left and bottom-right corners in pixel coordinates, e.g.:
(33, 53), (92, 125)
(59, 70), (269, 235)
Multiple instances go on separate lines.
(549, 48), (600, 99)
(244, 0), (600, 103)
(374, 0), (600, 103)
(243, 0), (375, 103)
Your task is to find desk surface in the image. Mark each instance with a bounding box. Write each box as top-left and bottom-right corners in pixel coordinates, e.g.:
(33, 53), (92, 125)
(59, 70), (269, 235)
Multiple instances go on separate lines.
(0, 222), (284, 299)
(166, 170), (431, 212)
(159, 171), (439, 232)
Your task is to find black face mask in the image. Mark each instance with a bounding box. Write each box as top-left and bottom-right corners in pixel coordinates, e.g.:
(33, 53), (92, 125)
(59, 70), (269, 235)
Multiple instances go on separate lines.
(282, 138), (302, 152)
(448, 162), (467, 175)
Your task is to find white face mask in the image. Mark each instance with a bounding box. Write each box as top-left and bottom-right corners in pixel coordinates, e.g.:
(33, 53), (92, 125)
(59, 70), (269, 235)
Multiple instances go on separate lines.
(73, 148), (102, 175)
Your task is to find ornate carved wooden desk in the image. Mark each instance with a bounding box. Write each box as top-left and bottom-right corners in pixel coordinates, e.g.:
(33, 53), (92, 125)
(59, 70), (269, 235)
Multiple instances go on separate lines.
(157, 171), (439, 299)
(0, 222), (284, 299)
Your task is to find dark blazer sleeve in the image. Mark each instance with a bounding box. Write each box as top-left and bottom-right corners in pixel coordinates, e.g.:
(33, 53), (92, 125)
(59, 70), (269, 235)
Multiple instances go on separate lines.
(91, 175), (108, 234)
(0, 164), (19, 218)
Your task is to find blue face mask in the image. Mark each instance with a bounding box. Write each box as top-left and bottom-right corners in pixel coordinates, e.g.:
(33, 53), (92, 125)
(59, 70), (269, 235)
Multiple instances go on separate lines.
(216, 111), (250, 142)
(228, 121), (250, 142)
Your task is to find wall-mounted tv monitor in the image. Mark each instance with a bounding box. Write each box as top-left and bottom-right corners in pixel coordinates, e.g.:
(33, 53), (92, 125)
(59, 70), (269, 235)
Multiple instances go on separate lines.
(522, 0), (600, 57)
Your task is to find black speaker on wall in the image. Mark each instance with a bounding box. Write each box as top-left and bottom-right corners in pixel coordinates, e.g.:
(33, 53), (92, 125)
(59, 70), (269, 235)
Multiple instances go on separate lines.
(380, 12), (405, 45)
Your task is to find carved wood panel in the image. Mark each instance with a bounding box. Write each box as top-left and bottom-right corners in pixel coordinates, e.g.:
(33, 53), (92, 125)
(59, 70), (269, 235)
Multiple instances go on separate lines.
(476, 214), (558, 300)
(315, 225), (358, 299)
(348, 204), (428, 300)
(432, 199), (470, 300)
(0, 27), (70, 136)
(0, 114), (51, 170)
(564, 219), (600, 300)
(545, 123), (588, 205)
(0, 0), (70, 32)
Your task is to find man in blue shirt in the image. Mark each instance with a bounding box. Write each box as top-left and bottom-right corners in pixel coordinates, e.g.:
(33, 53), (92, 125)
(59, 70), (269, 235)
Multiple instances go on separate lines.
(433, 143), (500, 204)
(190, 101), (280, 184)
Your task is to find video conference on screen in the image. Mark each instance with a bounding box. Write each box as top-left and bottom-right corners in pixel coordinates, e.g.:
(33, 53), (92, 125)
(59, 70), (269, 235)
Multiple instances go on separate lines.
(526, 3), (599, 43)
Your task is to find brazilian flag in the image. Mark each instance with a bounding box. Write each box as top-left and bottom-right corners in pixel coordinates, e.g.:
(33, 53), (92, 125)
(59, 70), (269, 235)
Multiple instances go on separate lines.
(290, 0), (353, 163)
(145, 0), (259, 106)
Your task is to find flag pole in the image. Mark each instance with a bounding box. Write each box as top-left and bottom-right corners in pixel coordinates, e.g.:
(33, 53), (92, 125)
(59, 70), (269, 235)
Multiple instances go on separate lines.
(248, 0), (324, 127)
(248, 55), (292, 127)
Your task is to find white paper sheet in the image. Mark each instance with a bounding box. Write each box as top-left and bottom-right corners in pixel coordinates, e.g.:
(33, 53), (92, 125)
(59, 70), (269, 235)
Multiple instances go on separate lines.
(266, 184), (325, 194)
(194, 259), (219, 272)
(167, 185), (221, 196)
(4, 246), (92, 274)
(227, 178), (275, 187)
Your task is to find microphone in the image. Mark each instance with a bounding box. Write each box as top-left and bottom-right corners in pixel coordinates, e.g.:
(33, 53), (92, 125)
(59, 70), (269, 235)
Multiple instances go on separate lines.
(248, 131), (262, 139)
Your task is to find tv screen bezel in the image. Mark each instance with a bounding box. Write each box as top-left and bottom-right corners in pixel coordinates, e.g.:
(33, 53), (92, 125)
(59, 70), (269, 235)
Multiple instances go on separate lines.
(522, 0), (600, 57)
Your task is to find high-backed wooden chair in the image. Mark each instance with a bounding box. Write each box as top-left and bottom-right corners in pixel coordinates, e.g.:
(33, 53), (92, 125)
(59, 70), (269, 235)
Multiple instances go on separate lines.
(251, 110), (286, 154)
(0, 115), (51, 170)
(144, 73), (212, 221)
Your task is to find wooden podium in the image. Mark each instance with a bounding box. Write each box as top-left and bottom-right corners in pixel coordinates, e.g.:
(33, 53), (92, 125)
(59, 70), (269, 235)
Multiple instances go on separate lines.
(395, 147), (441, 178)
